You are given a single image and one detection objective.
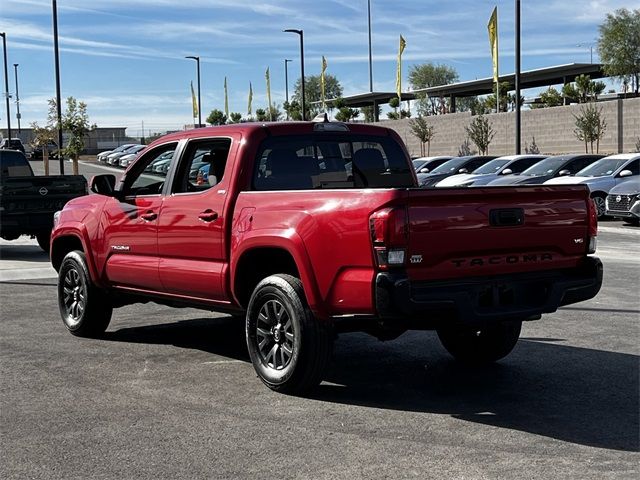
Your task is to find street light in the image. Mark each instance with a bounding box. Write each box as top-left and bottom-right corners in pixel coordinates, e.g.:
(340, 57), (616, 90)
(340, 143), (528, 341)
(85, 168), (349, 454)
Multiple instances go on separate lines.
(577, 43), (594, 64)
(284, 59), (292, 120)
(283, 29), (305, 120)
(13, 63), (21, 133)
(367, 0), (373, 92)
(52, 0), (64, 174)
(185, 55), (202, 128)
(0, 32), (12, 143)
(515, 0), (521, 154)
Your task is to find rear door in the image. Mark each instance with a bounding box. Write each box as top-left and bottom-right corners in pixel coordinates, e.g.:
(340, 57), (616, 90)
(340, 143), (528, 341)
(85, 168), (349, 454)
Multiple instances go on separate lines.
(156, 136), (236, 301)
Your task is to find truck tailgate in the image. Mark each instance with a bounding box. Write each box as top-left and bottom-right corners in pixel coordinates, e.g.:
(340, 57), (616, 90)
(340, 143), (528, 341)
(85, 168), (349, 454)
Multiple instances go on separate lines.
(405, 185), (592, 282)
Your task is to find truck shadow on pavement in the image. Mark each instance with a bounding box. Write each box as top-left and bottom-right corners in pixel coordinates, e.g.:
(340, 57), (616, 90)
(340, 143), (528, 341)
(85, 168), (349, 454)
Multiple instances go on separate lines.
(315, 331), (639, 452)
(103, 316), (250, 362)
(0, 244), (49, 264)
(102, 319), (637, 452)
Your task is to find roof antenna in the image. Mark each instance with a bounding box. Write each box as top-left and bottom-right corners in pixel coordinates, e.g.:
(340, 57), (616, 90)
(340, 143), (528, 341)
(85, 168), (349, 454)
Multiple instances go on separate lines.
(312, 112), (329, 123)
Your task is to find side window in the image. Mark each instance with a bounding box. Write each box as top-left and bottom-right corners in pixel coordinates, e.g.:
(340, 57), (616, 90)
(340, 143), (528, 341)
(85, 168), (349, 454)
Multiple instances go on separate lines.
(123, 144), (177, 197)
(511, 157), (541, 173)
(566, 157), (593, 173)
(620, 159), (638, 176)
(172, 139), (231, 194)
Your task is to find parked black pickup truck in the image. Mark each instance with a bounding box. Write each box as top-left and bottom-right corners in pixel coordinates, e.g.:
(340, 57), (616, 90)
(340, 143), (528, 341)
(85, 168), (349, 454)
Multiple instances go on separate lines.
(0, 150), (87, 252)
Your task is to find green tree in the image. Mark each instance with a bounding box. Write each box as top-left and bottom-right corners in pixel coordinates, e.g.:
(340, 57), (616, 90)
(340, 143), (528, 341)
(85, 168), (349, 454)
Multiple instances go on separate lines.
(206, 109), (227, 125)
(563, 75), (607, 103)
(409, 117), (436, 156)
(537, 87), (564, 108)
(332, 98), (359, 122)
(292, 74), (343, 119)
(48, 97), (95, 175)
(229, 112), (242, 123)
(408, 63), (459, 116)
(29, 121), (56, 175)
(457, 138), (476, 156)
(597, 8), (640, 93)
(361, 105), (381, 123)
(465, 115), (495, 155)
(255, 108), (268, 122)
(574, 103), (607, 153)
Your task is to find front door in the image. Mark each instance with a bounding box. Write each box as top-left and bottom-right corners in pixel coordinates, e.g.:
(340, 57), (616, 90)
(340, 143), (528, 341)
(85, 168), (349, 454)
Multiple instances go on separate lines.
(101, 142), (179, 291)
(157, 137), (235, 301)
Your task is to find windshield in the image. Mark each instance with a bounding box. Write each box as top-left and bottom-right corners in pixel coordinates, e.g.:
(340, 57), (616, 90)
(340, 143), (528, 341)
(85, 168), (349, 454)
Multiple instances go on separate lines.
(430, 157), (468, 174)
(520, 156), (567, 176)
(575, 158), (629, 177)
(473, 159), (510, 174)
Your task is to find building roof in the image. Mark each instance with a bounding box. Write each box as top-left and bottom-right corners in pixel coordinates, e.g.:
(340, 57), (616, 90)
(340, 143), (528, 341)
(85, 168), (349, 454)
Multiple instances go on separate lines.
(321, 63), (605, 108)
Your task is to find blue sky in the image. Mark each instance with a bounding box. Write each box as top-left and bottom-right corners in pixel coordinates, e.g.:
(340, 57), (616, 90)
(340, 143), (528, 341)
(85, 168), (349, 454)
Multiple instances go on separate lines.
(0, 0), (630, 136)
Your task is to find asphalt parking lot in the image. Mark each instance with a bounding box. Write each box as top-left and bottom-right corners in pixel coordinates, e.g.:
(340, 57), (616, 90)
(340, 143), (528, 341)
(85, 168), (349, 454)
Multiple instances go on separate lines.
(1, 160), (638, 479)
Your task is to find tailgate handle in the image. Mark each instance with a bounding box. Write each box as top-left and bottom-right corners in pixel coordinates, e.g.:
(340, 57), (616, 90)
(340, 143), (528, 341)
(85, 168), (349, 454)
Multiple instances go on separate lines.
(490, 208), (524, 227)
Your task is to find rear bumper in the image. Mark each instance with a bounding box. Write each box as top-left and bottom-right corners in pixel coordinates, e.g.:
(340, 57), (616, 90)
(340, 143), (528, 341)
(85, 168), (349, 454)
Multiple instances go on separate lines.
(375, 257), (603, 326)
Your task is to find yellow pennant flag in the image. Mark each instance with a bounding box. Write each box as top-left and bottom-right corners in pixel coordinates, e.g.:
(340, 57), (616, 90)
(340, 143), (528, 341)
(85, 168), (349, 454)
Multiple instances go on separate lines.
(190, 81), (198, 119)
(321, 56), (327, 109)
(248, 82), (253, 116)
(224, 77), (229, 118)
(265, 67), (272, 121)
(396, 35), (406, 102)
(488, 6), (499, 84)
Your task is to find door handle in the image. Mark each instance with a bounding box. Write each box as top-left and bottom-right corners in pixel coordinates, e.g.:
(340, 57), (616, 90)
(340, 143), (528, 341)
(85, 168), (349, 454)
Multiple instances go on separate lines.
(198, 209), (219, 222)
(140, 211), (157, 221)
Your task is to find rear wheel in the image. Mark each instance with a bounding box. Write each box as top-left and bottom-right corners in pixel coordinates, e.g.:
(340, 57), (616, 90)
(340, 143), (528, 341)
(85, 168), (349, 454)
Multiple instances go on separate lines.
(58, 251), (112, 337)
(246, 274), (333, 393)
(437, 321), (522, 364)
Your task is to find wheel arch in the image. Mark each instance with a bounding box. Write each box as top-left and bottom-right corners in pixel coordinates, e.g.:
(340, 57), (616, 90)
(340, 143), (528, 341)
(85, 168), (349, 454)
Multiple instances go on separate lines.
(231, 240), (325, 318)
(51, 230), (102, 287)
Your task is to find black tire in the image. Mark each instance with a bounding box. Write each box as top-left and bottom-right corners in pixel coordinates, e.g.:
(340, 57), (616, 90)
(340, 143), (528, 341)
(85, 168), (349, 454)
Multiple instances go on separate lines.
(57, 250), (112, 337)
(591, 193), (607, 219)
(36, 231), (51, 253)
(245, 274), (333, 393)
(437, 321), (522, 364)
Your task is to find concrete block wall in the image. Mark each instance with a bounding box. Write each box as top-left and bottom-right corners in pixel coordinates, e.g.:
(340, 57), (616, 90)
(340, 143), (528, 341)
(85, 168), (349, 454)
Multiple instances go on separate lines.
(380, 97), (640, 157)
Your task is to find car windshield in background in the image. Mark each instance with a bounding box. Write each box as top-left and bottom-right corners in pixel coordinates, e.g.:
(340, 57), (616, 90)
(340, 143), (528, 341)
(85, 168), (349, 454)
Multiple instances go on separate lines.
(473, 159), (510, 174)
(412, 159), (428, 170)
(575, 158), (629, 177)
(520, 156), (567, 176)
(430, 157), (469, 174)
(253, 135), (413, 190)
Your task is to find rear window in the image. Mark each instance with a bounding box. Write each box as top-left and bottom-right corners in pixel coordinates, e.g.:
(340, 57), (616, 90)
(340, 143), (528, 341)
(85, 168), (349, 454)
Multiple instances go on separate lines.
(253, 135), (414, 190)
(0, 150), (33, 177)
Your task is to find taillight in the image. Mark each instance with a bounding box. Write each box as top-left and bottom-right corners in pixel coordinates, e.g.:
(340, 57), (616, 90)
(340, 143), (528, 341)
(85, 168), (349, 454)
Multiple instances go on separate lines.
(369, 207), (408, 268)
(587, 198), (598, 254)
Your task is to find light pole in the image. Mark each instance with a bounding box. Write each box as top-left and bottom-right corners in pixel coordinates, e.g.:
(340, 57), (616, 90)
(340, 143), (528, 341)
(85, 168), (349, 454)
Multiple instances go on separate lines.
(284, 58), (292, 120)
(0, 32), (12, 143)
(52, 0), (64, 173)
(186, 55), (202, 128)
(284, 29), (305, 120)
(367, 0), (373, 92)
(577, 43), (594, 64)
(515, 0), (521, 154)
(13, 63), (21, 134)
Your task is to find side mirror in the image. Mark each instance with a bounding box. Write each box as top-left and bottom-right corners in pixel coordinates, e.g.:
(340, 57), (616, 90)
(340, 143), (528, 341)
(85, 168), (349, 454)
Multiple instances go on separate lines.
(501, 168), (513, 175)
(419, 167), (430, 173)
(458, 168), (468, 173)
(89, 174), (116, 195)
(619, 169), (633, 178)
(558, 169), (571, 177)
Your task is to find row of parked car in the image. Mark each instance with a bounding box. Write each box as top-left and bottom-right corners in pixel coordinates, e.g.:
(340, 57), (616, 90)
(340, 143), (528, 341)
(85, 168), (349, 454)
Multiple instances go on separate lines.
(412, 153), (640, 223)
(96, 144), (146, 168)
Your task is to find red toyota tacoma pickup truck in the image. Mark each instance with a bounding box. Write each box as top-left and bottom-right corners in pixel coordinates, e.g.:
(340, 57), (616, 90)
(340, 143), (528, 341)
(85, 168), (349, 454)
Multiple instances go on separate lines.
(50, 121), (602, 393)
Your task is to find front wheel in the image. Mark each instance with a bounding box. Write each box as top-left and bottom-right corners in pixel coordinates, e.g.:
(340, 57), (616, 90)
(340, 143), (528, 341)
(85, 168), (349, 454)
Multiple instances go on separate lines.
(246, 274), (333, 393)
(591, 193), (607, 219)
(58, 250), (112, 337)
(36, 231), (51, 253)
(437, 321), (522, 364)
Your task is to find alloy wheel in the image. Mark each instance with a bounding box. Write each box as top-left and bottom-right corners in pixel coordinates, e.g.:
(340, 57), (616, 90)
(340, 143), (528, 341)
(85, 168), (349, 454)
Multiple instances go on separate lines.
(62, 267), (86, 327)
(256, 299), (295, 370)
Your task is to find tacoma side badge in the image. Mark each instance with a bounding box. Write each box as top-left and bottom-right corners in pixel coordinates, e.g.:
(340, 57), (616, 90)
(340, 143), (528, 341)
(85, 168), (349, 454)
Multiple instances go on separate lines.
(410, 255), (423, 264)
